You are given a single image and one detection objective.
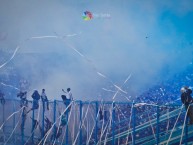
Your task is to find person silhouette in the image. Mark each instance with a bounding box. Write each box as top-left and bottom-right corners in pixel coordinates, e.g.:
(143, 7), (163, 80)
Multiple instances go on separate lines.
(181, 86), (193, 125)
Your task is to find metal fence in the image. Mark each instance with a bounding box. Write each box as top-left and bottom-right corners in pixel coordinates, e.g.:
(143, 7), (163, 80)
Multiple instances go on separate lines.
(0, 99), (192, 145)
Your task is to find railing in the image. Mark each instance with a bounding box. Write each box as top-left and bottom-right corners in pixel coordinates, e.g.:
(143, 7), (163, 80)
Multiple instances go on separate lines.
(0, 99), (192, 145)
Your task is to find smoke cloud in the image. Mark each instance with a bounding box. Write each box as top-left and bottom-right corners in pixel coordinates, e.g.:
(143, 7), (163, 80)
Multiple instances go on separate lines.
(0, 0), (193, 101)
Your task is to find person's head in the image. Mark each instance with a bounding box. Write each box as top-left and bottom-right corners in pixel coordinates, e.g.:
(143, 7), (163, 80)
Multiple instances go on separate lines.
(33, 90), (38, 94)
(42, 89), (45, 92)
(67, 88), (71, 92)
(180, 87), (186, 93)
(184, 86), (189, 90)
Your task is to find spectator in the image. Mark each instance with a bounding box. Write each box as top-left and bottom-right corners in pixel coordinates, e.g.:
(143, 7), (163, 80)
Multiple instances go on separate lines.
(99, 107), (104, 121)
(50, 125), (63, 142)
(59, 111), (67, 127)
(39, 116), (52, 135)
(45, 117), (52, 133)
(180, 86), (193, 125)
(61, 88), (73, 113)
(30, 117), (39, 132)
(26, 90), (40, 114)
(0, 90), (5, 105)
(62, 88), (73, 100)
(41, 89), (49, 110)
(17, 91), (28, 107)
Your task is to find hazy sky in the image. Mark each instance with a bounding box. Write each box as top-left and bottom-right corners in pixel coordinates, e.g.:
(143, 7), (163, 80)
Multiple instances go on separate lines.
(0, 0), (193, 101)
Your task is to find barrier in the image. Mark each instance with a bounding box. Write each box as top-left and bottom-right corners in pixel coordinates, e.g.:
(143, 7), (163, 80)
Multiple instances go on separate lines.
(0, 99), (192, 145)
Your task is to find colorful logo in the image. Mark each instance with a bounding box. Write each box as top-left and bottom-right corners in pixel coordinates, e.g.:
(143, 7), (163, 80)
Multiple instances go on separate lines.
(82, 11), (93, 21)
